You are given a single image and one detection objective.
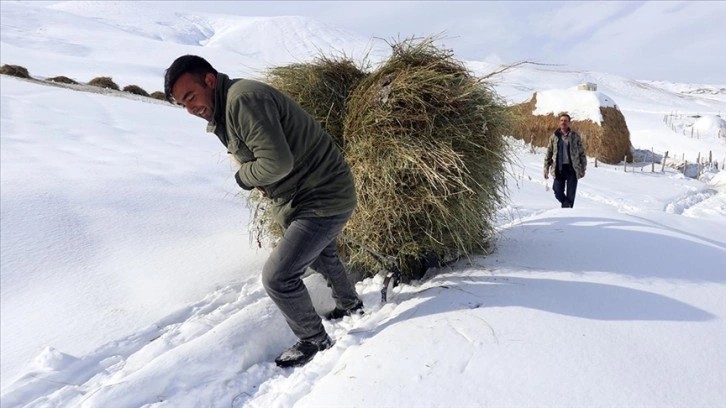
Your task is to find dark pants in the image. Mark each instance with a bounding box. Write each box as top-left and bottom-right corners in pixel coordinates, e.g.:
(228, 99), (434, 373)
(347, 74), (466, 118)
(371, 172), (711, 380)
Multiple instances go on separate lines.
(553, 164), (578, 208)
(261, 211), (360, 341)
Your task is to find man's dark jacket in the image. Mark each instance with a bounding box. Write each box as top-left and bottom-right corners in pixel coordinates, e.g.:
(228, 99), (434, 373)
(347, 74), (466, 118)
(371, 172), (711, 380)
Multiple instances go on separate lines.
(207, 73), (357, 227)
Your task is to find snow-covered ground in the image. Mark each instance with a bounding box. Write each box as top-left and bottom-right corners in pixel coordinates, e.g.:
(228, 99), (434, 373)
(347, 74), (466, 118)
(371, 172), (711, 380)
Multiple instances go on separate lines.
(1, 2), (725, 407)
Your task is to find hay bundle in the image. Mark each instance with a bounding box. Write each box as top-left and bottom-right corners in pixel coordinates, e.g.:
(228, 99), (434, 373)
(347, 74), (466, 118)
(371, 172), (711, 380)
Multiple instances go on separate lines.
(509, 92), (632, 164)
(265, 56), (368, 150)
(342, 37), (510, 281)
(248, 56), (368, 248)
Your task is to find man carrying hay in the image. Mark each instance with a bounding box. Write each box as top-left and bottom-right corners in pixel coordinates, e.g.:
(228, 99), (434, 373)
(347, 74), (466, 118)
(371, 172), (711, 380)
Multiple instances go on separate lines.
(164, 55), (363, 368)
(544, 113), (587, 208)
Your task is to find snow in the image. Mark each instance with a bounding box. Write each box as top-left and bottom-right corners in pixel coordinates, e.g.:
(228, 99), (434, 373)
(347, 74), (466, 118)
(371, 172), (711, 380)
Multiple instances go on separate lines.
(691, 114), (726, 139)
(533, 87), (618, 123)
(1, 2), (725, 407)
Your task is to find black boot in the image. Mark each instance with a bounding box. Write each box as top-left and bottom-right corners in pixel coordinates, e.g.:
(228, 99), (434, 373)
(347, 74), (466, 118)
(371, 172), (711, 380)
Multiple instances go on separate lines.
(274, 333), (335, 368)
(324, 300), (364, 320)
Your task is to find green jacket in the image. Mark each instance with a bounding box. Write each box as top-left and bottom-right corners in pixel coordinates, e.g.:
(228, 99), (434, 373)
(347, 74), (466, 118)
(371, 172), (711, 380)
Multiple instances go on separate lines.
(207, 73), (357, 227)
(544, 128), (587, 179)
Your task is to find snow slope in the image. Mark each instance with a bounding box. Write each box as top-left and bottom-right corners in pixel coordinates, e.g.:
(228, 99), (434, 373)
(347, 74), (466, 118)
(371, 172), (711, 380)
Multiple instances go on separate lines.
(1, 2), (725, 407)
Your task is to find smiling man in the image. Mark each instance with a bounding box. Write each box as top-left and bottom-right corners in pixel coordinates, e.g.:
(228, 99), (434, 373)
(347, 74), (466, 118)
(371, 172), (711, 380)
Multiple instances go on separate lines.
(164, 55), (363, 368)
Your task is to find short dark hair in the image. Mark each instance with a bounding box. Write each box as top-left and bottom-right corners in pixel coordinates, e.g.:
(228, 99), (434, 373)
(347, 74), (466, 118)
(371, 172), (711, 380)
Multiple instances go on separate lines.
(164, 55), (218, 103)
(558, 112), (572, 120)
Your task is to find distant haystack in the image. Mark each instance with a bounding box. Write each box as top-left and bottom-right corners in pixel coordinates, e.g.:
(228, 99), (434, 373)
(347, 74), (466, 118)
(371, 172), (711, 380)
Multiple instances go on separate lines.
(0, 64), (30, 79)
(47, 76), (79, 85)
(122, 84), (150, 97)
(149, 91), (166, 100)
(509, 86), (632, 164)
(88, 76), (119, 91)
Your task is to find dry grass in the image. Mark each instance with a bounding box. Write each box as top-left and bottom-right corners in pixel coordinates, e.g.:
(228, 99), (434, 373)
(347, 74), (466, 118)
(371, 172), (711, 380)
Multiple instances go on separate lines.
(508, 94), (551, 146)
(0, 64), (30, 78)
(246, 188), (284, 250)
(341, 37), (511, 281)
(265, 55), (368, 150)
(88, 76), (119, 90)
(598, 106), (633, 163)
(122, 84), (149, 97)
(509, 93), (632, 164)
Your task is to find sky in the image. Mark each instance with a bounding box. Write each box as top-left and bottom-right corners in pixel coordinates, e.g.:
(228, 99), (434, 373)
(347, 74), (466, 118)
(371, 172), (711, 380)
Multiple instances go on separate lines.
(127, 0), (726, 84)
(1, 1), (726, 407)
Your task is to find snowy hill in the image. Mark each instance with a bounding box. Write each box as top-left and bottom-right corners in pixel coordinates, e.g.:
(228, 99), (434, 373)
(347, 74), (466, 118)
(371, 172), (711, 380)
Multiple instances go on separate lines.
(1, 1), (386, 91)
(1, 1), (725, 407)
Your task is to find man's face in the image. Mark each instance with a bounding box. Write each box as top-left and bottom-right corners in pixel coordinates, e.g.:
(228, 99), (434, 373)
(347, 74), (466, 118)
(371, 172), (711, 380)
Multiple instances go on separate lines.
(171, 72), (216, 122)
(559, 116), (570, 132)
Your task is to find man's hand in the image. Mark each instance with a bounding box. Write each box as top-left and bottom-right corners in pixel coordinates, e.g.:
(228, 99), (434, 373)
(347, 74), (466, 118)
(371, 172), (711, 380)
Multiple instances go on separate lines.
(234, 171), (252, 190)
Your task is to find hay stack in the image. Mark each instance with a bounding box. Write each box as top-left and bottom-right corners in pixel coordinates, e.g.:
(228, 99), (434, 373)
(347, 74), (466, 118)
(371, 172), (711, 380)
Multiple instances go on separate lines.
(0, 64), (30, 78)
(47, 76), (79, 85)
(88, 76), (120, 90)
(509, 92), (632, 164)
(596, 106), (633, 163)
(150, 91), (167, 100)
(123, 84), (150, 97)
(342, 38), (510, 281)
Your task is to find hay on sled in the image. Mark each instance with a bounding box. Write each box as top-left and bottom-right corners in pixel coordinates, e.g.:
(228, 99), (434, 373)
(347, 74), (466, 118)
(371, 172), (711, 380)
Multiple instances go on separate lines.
(341, 37), (511, 281)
